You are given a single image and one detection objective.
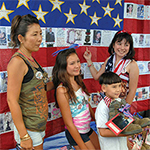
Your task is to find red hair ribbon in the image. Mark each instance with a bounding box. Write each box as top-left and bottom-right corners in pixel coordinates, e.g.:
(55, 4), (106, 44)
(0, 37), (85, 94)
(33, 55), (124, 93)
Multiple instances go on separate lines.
(117, 30), (132, 35)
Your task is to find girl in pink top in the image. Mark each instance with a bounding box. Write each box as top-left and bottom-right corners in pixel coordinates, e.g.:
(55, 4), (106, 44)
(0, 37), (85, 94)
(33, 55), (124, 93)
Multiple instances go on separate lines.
(52, 48), (100, 150)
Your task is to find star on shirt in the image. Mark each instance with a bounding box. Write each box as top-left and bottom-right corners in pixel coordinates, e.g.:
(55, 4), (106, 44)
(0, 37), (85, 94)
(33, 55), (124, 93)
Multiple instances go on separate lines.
(89, 12), (101, 26)
(113, 14), (123, 28)
(64, 8), (77, 24)
(102, 2), (114, 17)
(16, 0), (30, 9)
(79, 0), (91, 15)
(115, 0), (122, 6)
(32, 5), (48, 24)
(50, 0), (64, 12)
(0, 2), (14, 22)
(92, 0), (100, 4)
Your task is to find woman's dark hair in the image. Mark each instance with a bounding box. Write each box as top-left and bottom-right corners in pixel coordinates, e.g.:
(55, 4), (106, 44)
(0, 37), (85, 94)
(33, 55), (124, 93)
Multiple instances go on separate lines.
(11, 14), (39, 49)
(52, 48), (89, 108)
(108, 31), (135, 59)
(99, 71), (122, 85)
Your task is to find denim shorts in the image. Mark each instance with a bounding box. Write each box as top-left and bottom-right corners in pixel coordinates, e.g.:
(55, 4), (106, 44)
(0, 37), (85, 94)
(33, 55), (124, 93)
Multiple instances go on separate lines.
(65, 128), (93, 146)
(14, 125), (45, 147)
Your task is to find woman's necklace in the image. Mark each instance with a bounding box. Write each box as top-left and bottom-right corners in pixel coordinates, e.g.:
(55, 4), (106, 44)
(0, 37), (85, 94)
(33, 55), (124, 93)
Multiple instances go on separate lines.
(18, 50), (34, 62)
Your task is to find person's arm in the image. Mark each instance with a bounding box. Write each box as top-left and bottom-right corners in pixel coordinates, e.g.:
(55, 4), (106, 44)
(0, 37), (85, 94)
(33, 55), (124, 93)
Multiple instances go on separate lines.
(46, 81), (54, 91)
(126, 60), (139, 104)
(98, 128), (129, 137)
(83, 47), (107, 80)
(56, 87), (88, 150)
(7, 56), (33, 149)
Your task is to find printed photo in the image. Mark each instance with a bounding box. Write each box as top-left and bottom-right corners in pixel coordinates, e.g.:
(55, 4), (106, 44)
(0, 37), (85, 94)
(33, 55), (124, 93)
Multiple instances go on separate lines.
(66, 28), (83, 46)
(90, 93), (100, 108)
(126, 4), (133, 17)
(3, 112), (13, 132)
(6, 27), (13, 48)
(145, 34), (150, 46)
(0, 114), (4, 134)
(56, 28), (66, 47)
(0, 71), (8, 93)
(0, 27), (7, 47)
(137, 61), (147, 74)
(46, 27), (55, 47)
(51, 102), (61, 120)
(93, 30), (101, 45)
(138, 34), (144, 46)
(137, 5), (144, 19)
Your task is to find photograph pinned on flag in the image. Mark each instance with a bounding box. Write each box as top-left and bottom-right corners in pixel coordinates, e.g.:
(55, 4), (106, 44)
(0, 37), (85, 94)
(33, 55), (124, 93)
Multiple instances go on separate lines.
(141, 87), (149, 99)
(132, 34), (139, 48)
(80, 63), (85, 79)
(40, 28), (46, 47)
(89, 93), (100, 108)
(0, 27), (7, 48)
(138, 34), (145, 47)
(51, 102), (62, 120)
(134, 87), (149, 101)
(3, 112), (13, 133)
(93, 30), (102, 46)
(0, 113), (4, 134)
(134, 88), (143, 101)
(83, 62), (102, 79)
(6, 27), (13, 48)
(145, 34), (150, 47)
(105, 112), (134, 136)
(56, 28), (66, 47)
(124, 3), (137, 19)
(137, 61), (147, 74)
(43, 66), (53, 81)
(0, 71), (7, 93)
(46, 27), (56, 47)
(144, 6), (150, 20)
(66, 28), (84, 46)
(101, 30), (116, 46)
(137, 4), (145, 19)
(83, 29), (92, 46)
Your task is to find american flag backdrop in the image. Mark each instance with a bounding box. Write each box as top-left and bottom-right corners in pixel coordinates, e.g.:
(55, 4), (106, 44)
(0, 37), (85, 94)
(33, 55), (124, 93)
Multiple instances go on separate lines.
(0, 0), (150, 149)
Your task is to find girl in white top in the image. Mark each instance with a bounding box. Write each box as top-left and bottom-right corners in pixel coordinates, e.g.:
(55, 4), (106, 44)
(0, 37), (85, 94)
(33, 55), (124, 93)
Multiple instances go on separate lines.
(52, 47), (100, 150)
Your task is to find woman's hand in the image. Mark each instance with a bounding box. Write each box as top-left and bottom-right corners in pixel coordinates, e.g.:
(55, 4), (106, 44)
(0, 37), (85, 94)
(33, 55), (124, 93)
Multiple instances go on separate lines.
(20, 138), (33, 150)
(83, 47), (92, 62)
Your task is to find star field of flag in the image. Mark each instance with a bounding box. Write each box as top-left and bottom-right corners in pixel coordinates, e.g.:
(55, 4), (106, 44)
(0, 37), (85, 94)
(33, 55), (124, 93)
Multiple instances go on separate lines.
(0, 0), (124, 30)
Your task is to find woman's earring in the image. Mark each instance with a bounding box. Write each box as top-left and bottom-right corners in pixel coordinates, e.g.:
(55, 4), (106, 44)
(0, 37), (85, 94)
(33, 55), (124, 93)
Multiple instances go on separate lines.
(111, 48), (114, 53)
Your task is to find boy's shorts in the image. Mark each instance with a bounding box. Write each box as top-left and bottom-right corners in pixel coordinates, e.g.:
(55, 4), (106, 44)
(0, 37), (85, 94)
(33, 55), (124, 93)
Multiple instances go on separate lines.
(65, 128), (93, 146)
(14, 125), (45, 147)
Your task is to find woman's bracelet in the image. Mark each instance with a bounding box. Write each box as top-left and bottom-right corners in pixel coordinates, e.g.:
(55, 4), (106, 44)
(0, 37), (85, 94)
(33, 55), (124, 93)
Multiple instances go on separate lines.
(20, 133), (31, 141)
(88, 63), (93, 67)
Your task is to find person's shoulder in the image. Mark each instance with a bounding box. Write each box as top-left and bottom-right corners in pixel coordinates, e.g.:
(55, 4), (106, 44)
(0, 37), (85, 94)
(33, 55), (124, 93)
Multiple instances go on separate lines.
(7, 55), (25, 69)
(128, 59), (138, 69)
(56, 84), (67, 94)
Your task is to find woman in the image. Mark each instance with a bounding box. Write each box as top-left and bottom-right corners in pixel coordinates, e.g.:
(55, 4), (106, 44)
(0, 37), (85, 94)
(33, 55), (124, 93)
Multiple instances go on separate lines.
(7, 14), (54, 150)
(83, 31), (139, 105)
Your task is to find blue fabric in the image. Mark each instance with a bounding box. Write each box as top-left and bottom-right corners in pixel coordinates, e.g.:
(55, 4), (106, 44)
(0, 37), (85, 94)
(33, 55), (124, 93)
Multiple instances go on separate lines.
(1, 1), (124, 30)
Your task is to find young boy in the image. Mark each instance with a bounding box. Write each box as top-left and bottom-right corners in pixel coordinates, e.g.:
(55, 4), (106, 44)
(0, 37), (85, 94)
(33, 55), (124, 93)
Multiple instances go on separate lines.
(95, 72), (141, 150)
